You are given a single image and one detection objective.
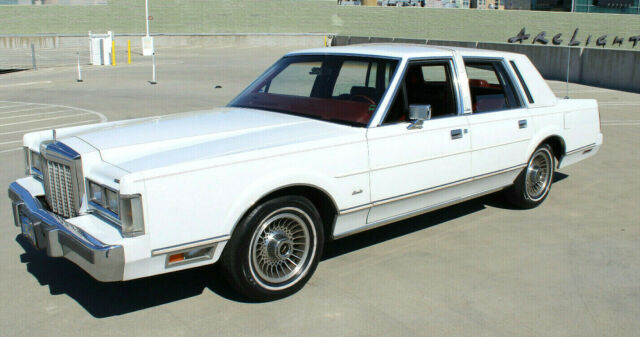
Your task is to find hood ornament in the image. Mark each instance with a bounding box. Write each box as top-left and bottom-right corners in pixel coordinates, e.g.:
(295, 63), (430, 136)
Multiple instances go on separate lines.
(53, 129), (57, 143)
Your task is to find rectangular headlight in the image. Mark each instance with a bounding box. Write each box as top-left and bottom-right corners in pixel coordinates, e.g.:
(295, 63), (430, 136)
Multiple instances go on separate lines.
(120, 194), (145, 237)
(30, 150), (43, 175)
(24, 147), (29, 175)
(104, 188), (119, 214)
(25, 148), (44, 177)
(88, 181), (105, 206)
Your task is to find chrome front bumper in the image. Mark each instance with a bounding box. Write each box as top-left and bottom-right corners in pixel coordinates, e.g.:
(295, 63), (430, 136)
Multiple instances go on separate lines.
(8, 181), (124, 282)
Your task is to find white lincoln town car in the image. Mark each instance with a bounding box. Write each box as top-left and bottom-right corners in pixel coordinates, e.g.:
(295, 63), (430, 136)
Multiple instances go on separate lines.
(9, 45), (602, 300)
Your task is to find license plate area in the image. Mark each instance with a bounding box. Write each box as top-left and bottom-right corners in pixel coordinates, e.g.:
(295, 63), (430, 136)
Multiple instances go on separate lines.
(13, 203), (37, 246)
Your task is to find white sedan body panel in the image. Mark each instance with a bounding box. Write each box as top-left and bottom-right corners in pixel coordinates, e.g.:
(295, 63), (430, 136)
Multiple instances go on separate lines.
(11, 44), (603, 282)
(466, 107), (533, 177)
(365, 117), (471, 224)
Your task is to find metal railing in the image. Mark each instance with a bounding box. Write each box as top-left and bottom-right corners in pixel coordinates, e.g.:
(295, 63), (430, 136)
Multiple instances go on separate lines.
(0, 35), (90, 70)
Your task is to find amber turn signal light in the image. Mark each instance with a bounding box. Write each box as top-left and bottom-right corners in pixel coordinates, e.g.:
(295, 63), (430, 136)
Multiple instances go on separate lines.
(168, 253), (185, 263)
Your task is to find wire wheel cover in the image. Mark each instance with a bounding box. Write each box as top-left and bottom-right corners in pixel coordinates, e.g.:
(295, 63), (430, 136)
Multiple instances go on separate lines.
(525, 149), (552, 200)
(250, 210), (312, 286)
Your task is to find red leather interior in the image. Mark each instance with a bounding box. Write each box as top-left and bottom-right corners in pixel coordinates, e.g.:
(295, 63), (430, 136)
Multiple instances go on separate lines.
(468, 79), (507, 112)
(469, 79), (489, 88)
(241, 92), (373, 125)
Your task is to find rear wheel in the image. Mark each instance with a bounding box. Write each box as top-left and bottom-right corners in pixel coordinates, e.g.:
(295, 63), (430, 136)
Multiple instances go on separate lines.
(504, 144), (555, 209)
(222, 195), (324, 301)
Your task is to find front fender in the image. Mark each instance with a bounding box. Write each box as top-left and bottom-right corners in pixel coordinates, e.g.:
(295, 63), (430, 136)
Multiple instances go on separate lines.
(222, 168), (342, 237)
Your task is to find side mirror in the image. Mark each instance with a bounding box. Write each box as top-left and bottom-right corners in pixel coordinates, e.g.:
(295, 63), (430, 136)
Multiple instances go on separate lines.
(407, 104), (431, 130)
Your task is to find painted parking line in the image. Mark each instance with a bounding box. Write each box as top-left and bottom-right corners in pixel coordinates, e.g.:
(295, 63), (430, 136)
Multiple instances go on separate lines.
(0, 119), (102, 136)
(0, 103), (32, 109)
(0, 100), (107, 155)
(0, 109), (73, 121)
(0, 81), (53, 89)
(0, 101), (107, 122)
(0, 113), (93, 128)
(0, 147), (23, 154)
(601, 123), (640, 126)
(0, 105), (52, 115)
(599, 102), (640, 106)
(0, 139), (22, 146)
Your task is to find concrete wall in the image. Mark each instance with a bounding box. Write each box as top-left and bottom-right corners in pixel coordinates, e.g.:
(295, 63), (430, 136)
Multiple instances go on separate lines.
(2, 0), (639, 50)
(0, 33), (327, 49)
(0, 33), (328, 69)
(333, 35), (640, 93)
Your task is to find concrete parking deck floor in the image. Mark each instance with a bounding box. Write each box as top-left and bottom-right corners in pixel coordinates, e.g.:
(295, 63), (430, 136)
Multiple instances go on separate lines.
(0, 46), (638, 337)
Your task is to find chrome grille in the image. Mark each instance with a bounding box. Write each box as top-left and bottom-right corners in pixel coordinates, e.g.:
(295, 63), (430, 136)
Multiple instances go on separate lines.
(44, 160), (77, 218)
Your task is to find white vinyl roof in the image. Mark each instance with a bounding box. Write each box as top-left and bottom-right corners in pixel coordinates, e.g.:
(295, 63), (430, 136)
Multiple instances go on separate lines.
(288, 44), (522, 59)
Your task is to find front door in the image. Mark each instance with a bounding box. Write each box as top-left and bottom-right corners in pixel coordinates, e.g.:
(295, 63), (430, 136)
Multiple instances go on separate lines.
(367, 59), (471, 223)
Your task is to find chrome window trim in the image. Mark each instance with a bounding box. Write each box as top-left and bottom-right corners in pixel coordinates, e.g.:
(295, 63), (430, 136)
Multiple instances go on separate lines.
(404, 56), (465, 116)
(368, 57), (409, 127)
(373, 56), (463, 127)
(462, 56), (527, 113)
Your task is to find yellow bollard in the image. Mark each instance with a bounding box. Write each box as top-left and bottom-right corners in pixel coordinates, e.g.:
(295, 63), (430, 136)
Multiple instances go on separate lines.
(127, 40), (131, 64)
(111, 40), (116, 66)
(324, 36), (327, 47)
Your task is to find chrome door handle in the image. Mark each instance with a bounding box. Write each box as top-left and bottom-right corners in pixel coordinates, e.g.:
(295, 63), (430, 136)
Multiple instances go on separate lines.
(451, 129), (463, 140)
(518, 119), (528, 129)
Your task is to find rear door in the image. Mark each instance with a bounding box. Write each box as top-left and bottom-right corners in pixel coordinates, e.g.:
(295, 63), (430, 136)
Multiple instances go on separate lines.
(464, 58), (533, 181)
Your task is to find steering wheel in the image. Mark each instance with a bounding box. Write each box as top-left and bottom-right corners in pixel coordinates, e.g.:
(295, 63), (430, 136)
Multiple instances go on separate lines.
(350, 94), (376, 106)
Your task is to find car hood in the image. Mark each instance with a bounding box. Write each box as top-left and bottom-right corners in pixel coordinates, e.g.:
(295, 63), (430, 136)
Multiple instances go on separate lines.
(72, 107), (362, 173)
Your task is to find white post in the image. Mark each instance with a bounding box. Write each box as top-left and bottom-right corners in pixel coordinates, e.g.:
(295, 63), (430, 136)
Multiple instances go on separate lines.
(88, 30), (92, 64)
(145, 0), (150, 37)
(31, 43), (37, 70)
(142, 0), (154, 56)
(150, 52), (157, 84)
(77, 52), (83, 82)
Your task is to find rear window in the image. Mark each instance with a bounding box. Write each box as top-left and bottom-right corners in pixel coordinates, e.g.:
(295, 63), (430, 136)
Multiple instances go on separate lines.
(464, 59), (523, 113)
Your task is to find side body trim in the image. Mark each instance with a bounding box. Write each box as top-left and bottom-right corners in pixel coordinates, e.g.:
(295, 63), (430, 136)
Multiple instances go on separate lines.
(565, 143), (596, 156)
(152, 235), (231, 256)
(334, 186), (505, 240)
(339, 164), (525, 215)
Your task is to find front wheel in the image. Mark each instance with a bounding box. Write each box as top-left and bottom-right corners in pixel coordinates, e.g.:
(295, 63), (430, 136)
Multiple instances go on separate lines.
(221, 195), (324, 301)
(504, 144), (555, 209)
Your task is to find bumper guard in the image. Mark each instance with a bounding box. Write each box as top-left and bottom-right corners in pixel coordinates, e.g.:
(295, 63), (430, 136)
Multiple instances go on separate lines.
(8, 182), (124, 282)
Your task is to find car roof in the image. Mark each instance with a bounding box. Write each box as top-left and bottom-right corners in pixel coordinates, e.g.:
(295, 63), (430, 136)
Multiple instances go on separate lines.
(287, 44), (522, 59)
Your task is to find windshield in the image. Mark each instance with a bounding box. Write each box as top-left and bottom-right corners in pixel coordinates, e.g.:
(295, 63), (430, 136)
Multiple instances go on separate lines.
(229, 55), (399, 127)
